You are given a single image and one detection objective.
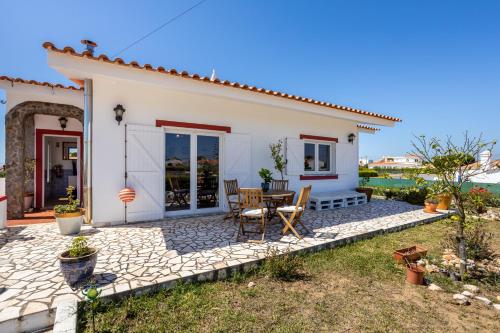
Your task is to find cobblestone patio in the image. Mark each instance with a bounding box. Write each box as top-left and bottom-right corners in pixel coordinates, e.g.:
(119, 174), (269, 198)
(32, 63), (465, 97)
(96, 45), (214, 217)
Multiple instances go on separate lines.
(0, 199), (447, 331)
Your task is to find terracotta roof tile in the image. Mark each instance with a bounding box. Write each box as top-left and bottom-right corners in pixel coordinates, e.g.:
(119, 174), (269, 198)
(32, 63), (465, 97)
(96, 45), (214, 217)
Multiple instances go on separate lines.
(0, 75), (82, 91)
(42, 42), (401, 123)
(357, 124), (380, 131)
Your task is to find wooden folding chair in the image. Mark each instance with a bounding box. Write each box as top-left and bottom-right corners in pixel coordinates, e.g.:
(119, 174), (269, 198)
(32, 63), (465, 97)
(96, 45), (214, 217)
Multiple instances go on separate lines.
(271, 179), (289, 191)
(277, 185), (312, 239)
(237, 188), (267, 243)
(223, 179), (239, 224)
(268, 179), (289, 212)
(168, 177), (189, 208)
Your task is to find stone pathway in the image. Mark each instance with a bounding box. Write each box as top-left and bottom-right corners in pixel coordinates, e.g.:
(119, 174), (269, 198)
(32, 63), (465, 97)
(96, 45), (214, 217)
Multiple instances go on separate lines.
(0, 200), (446, 331)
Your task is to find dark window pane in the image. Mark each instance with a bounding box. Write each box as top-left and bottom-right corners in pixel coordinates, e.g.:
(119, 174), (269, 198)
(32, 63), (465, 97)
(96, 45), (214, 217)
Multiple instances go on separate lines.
(304, 143), (315, 171)
(319, 144), (330, 171)
(165, 133), (190, 211)
(197, 136), (219, 209)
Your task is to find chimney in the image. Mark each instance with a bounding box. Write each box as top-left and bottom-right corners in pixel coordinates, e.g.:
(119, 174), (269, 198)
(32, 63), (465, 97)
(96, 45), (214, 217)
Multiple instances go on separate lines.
(210, 69), (217, 81)
(81, 40), (97, 55)
(479, 150), (491, 169)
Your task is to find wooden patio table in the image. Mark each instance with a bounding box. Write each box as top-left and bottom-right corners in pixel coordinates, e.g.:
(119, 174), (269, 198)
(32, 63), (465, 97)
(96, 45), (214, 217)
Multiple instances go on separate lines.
(262, 190), (295, 221)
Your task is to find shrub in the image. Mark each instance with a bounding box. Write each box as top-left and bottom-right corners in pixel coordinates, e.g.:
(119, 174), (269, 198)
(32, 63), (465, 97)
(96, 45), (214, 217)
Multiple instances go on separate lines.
(54, 186), (80, 215)
(262, 247), (304, 281)
(467, 186), (493, 214)
(383, 187), (428, 205)
(358, 169), (378, 178)
(442, 221), (494, 260)
(486, 195), (500, 208)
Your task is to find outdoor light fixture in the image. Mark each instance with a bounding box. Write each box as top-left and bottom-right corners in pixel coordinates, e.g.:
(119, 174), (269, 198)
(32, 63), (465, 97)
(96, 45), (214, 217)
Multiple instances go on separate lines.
(113, 104), (125, 125)
(58, 117), (68, 130)
(348, 133), (356, 144)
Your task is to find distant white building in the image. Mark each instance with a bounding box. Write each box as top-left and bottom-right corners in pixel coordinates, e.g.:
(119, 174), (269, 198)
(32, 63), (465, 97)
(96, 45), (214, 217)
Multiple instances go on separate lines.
(358, 158), (372, 166)
(368, 154), (422, 169)
(461, 150), (500, 184)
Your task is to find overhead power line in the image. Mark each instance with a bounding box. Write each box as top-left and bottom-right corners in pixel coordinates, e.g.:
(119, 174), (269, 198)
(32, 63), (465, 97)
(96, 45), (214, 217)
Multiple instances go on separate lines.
(112, 0), (209, 58)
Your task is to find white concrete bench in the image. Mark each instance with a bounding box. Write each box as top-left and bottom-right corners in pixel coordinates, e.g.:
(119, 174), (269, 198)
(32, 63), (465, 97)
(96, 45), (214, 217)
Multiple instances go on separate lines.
(308, 190), (367, 211)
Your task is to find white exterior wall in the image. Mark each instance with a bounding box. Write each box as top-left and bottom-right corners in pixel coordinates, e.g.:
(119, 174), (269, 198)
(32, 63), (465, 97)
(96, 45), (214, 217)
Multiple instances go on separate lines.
(34, 114), (83, 132)
(91, 76), (360, 225)
(0, 83), (83, 112)
(465, 170), (500, 184)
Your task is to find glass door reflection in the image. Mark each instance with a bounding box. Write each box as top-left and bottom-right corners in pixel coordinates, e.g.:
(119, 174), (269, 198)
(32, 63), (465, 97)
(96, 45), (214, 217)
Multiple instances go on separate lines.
(165, 133), (191, 211)
(197, 135), (219, 209)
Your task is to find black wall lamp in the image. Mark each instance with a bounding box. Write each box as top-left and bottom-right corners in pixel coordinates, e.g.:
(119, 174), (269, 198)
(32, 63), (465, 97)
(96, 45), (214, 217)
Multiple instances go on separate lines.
(58, 117), (68, 130)
(113, 104), (126, 125)
(348, 133), (356, 144)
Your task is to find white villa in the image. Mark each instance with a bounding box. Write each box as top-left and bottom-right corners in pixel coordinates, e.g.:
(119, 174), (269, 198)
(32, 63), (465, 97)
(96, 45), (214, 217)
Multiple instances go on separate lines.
(368, 154), (422, 169)
(1, 41), (400, 226)
(461, 150), (500, 184)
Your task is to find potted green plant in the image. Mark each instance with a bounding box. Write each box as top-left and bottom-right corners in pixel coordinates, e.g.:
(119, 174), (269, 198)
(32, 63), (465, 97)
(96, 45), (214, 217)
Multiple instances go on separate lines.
(269, 140), (287, 180)
(424, 194), (439, 213)
(59, 236), (97, 286)
(23, 158), (36, 211)
(355, 175), (374, 202)
(258, 168), (273, 192)
(54, 186), (84, 235)
(430, 180), (452, 210)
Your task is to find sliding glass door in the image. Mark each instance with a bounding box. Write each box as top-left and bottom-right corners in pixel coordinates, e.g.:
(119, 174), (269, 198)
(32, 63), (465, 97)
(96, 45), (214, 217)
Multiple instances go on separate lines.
(165, 131), (221, 215)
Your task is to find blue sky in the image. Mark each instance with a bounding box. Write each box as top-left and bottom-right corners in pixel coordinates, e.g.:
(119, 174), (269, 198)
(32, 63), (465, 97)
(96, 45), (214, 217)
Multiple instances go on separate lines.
(1, 0), (499, 164)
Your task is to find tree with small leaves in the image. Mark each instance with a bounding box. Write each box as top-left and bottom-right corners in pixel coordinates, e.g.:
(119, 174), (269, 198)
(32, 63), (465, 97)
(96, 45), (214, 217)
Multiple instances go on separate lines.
(411, 132), (496, 278)
(269, 140), (287, 180)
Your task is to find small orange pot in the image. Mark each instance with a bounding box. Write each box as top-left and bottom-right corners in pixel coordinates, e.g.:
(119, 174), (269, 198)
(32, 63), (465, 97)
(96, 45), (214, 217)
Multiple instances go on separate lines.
(424, 202), (438, 213)
(437, 193), (452, 210)
(406, 263), (425, 285)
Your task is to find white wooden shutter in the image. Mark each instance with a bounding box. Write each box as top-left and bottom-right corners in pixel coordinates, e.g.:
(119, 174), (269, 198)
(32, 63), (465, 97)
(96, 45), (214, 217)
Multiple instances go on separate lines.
(285, 137), (304, 176)
(224, 133), (252, 187)
(126, 124), (164, 222)
(336, 143), (355, 175)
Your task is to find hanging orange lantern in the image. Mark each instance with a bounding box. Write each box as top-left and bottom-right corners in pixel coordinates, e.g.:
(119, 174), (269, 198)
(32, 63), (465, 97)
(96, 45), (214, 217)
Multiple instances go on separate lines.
(119, 187), (136, 203)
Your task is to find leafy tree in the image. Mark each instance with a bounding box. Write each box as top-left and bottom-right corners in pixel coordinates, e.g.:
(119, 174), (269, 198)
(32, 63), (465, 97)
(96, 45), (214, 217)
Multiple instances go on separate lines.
(412, 132), (496, 278)
(269, 140), (286, 180)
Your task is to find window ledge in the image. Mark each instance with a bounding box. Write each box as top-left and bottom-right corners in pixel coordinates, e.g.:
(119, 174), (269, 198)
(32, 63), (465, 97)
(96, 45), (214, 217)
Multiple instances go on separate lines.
(300, 174), (338, 180)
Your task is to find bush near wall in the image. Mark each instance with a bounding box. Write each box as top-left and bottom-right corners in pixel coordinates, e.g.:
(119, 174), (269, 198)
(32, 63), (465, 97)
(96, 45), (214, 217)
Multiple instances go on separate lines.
(358, 169), (378, 178)
(0, 170), (5, 178)
(371, 167), (423, 175)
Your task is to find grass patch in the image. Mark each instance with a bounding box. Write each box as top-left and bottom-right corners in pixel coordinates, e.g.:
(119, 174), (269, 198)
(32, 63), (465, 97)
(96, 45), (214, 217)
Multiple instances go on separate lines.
(79, 219), (500, 333)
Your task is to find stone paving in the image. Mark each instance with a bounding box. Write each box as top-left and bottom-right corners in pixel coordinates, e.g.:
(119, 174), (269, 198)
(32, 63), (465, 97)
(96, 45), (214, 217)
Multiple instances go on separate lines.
(0, 199), (447, 331)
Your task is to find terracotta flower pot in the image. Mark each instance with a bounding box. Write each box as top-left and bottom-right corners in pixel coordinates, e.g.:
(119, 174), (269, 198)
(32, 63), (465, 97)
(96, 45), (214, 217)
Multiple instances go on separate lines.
(355, 187), (373, 202)
(393, 245), (428, 263)
(424, 202), (438, 213)
(406, 263), (425, 285)
(437, 193), (452, 210)
(24, 193), (34, 210)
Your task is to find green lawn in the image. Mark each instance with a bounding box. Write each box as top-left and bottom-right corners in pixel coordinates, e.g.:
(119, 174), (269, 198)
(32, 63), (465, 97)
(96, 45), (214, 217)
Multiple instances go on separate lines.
(79, 219), (500, 333)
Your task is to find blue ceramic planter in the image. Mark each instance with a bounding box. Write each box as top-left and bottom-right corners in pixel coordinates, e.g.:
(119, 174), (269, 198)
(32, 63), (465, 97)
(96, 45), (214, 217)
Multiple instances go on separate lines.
(59, 249), (98, 286)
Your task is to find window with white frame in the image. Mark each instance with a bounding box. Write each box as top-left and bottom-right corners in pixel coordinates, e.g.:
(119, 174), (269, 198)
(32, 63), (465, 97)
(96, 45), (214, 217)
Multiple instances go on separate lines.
(304, 141), (336, 174)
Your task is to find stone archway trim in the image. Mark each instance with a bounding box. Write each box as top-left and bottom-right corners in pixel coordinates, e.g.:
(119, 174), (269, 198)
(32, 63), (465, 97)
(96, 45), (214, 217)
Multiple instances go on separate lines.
(5, 101), (83, 219)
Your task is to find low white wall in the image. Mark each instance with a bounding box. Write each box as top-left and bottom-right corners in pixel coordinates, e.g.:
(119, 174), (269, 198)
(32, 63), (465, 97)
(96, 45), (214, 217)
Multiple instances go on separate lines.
(0, 196), (6, 229)
(91, 76), (360, 224)
(0, 178), (5, 195)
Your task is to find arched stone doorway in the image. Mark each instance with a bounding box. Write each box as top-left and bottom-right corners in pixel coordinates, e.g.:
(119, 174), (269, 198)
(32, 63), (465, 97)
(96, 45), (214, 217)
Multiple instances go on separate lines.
(5, 101), (83, 219)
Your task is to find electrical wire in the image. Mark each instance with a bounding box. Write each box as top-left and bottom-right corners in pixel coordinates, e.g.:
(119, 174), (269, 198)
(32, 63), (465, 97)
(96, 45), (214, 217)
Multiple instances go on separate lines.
(112, 0), (209, 58)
